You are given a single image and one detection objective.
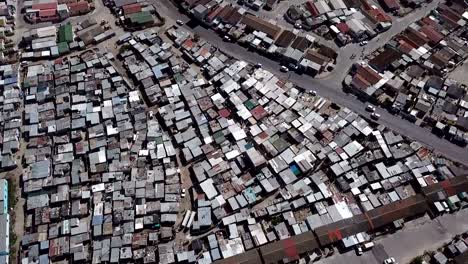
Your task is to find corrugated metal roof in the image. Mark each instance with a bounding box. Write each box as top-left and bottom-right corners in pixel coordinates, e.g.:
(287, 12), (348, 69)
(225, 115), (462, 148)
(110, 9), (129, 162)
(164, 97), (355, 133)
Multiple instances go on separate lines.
(128, 11), (153, 25)
(32, 2), (57, 10)
(315, 214), (369, 246)
(58, 24), (73, 43)
(241, 14), (281, 39)
(215, 248), (261, 264)
(275, 30), (296, 48)
(39, 8), (57, 17)
(259, 232), (319, 263)
(123, 3), (141, 15)
(67, 1), (89, 13)
(367, 194), (428, 229)
(422, 176), (468, 202)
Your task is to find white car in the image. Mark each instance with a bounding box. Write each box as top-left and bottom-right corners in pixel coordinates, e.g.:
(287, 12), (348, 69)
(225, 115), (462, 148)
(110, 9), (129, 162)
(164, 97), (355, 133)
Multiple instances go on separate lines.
(280, 66), (289, 72)
(359, 40), (368, 46)
(176, 19), (184, 25)
(383, 257), (396, 264)
(148, 111), (154, 119)
(181, 188), (186, 198)
(371, 113), (381, 120)
(309, 90), (317, 96)
(363, 242), (375, 250)
(366, 104), (376, 112)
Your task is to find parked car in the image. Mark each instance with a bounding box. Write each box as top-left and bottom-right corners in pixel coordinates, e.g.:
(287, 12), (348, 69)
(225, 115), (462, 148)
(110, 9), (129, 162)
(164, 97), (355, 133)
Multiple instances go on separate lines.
(176, 20), (184, 25)
(288, 63), (299, 70)
(356, 246), (363, 255)
(181, 188), (186, 198)
(280, 66), (289, 72)
(366, 104), (376, 112)
(371, 113), (381, 120)
(383, 257), (397, 264)
(363, 242), (375, 250)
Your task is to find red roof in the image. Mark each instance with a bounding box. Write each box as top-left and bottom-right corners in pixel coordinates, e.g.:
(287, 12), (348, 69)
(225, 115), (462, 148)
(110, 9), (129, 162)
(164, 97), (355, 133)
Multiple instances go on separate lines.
(398, 40), (415, 54)
(306, 1), (319, 17)
(32, 2), (57, 10)
(405, 28), (429, 47)
(218, 109), (231, 118)
(39, 8), (57, 17)
(360, 0), (372, 10)
(251, 105), (267, 120)
(67, 1), (89, 12)
(206, 5), (223, 22)
(351, 74), (371, 91)
(123, 3), (141, 15)
(420, 17), (439, 28)
(336, 22), (349, 33)
(437, 5), (461, 29)
(440, 5), (462, 21)
(399, 35), (420, 49)
(181, 39), (194, 50)
(420, 25), (443, 45)
(423, 175), (438, 186)
(366, 8), (392, 23)
(356, 66), (381, 85)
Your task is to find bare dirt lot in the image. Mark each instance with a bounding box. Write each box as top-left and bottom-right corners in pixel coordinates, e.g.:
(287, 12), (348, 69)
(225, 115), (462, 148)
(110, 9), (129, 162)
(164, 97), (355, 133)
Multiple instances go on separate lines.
(448, 59), (468, 85)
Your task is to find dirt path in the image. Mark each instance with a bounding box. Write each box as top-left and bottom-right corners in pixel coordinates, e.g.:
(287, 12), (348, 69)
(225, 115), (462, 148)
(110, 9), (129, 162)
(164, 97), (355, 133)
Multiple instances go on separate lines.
(11, 106), (27, 264)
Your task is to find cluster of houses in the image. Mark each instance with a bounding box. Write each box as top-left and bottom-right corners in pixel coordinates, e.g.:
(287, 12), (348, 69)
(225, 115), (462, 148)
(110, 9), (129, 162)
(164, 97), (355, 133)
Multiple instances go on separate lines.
(0, 66), (19, 263)
(286, 0), (392, 45)
(431, 232), (468, 264)
(345, 1), (468, 146)
(178, 1), (337, 75)
(236, 0), (277, 12)
(103, 0), (163, 30)
(0, 0), (16, 62)
(0, 64), (21, 171)
(113, 26), (468, 263)
(23, 0), (92, 23)
(20, 19), (115, 60)
(19, 48), (186, 263)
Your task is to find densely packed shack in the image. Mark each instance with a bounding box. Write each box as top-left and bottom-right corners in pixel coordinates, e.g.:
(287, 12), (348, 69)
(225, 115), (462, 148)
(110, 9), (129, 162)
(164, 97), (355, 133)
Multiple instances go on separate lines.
(15, 27), (468, 263)
(345, 3), (468, 147)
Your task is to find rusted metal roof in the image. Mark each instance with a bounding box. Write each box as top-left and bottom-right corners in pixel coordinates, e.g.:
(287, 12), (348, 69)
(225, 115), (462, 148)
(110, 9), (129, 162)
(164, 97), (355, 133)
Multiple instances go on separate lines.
(422, 176), (468, 202)
(275, 30), (296, 48)
(240, 14), (281, 39)
(259, 232), (319, 263)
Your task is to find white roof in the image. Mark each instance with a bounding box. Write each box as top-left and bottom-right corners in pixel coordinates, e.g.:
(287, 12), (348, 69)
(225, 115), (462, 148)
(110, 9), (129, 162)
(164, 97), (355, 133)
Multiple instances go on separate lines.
(200, 178), (218, 200)
(343, 141), (363, 157)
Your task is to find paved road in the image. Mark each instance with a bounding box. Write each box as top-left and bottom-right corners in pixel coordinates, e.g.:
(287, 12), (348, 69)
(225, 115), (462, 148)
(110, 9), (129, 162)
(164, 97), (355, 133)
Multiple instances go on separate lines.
(371, 244), (389, 264)
(331, 0), (442, 82)
(154, 0), (468, 165)
(314, 209), (468, 264)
